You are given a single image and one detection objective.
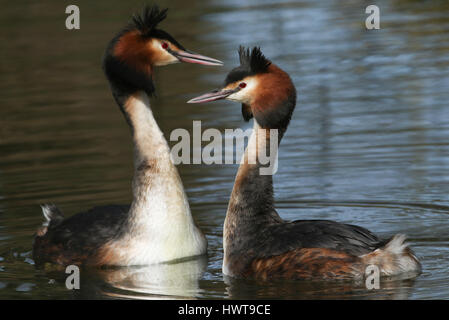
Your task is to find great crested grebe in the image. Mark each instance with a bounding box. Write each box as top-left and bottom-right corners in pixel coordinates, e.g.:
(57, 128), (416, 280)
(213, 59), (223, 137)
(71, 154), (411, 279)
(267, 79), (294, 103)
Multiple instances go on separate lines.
(33, 5), (223, 266)
(188, 46), (422, 280)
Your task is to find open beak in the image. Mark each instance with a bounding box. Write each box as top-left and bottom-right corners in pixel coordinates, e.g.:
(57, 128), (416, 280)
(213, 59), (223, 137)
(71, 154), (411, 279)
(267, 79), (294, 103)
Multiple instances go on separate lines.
(170, 49), (223, 66)
(187, 88), (238, 103)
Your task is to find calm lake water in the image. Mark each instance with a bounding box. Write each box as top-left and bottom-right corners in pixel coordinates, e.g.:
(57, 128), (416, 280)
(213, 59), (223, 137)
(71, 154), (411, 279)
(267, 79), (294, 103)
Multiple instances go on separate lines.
(1, 0), (448, 299)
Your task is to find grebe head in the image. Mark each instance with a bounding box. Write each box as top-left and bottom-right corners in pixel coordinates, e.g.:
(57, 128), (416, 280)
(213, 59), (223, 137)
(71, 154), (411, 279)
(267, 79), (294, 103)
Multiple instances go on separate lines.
(103, 5), (223, 96)
(188, 46), (296, 130)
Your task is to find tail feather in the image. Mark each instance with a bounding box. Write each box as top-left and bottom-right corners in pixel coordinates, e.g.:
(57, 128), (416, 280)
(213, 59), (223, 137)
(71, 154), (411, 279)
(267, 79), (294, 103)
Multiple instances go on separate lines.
(40, 204), (64, 228)
(361, 234), (421, 278)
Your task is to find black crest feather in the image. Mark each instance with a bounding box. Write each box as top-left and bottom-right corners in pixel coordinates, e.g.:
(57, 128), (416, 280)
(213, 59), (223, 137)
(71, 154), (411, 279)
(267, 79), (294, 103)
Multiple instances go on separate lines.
(238, 46), (271, 74)
(225, 46), (271, 85)
(131, 5), (168, 36)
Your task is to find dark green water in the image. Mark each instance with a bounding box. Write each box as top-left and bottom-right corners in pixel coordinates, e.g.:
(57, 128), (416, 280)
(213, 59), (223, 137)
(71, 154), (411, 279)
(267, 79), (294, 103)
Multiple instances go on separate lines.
(0, 0), (448, 299)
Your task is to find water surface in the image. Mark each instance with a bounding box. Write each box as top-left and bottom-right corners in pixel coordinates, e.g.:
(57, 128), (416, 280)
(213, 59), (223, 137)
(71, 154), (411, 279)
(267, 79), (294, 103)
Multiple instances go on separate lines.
(0, 0), (448, 299)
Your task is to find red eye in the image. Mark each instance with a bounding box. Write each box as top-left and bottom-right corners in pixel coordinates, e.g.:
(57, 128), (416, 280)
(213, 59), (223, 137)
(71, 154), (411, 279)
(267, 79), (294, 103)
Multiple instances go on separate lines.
(162, 42), (168, 49)
(239, 82), (246, 88)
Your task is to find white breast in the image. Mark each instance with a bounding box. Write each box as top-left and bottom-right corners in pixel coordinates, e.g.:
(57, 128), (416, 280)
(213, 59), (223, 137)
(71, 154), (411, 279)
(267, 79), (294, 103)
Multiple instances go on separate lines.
(108, 92), (207, 266)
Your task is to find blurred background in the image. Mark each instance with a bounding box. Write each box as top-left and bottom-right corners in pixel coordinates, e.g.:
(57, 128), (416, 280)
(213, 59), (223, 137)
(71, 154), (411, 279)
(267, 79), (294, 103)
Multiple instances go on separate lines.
(0, 0), (448, 299)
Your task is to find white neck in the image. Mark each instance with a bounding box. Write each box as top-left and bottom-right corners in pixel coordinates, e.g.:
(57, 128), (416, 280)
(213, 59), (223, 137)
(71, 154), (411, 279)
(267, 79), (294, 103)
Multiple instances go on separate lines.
(125, 92), (188, 219)
(233, 120), (279, 185)
(114, 92), (206, 265)
(223, 120), (282, 275)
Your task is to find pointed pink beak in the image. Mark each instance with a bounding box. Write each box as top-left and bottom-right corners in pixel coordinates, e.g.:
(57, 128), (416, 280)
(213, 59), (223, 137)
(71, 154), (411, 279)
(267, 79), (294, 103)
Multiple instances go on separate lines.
(172, 49), (223, 66)
(187, 88), (238, 103)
